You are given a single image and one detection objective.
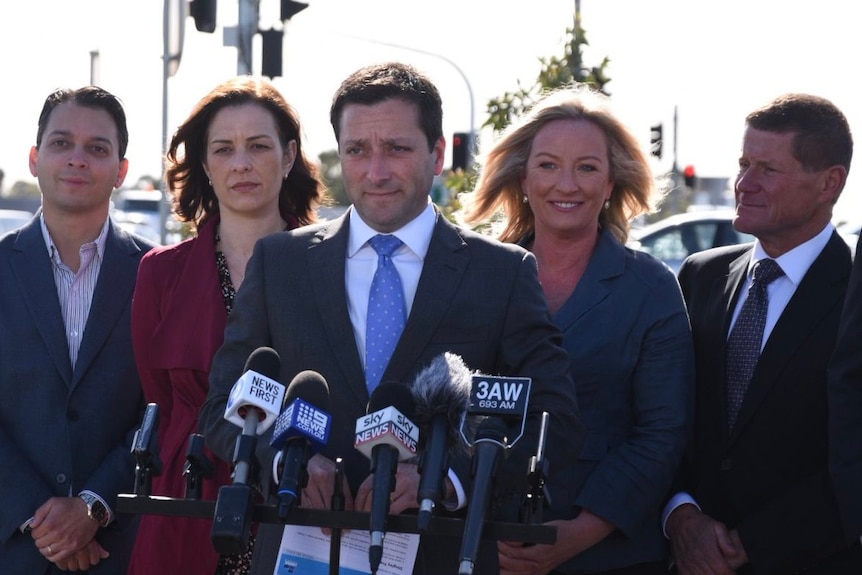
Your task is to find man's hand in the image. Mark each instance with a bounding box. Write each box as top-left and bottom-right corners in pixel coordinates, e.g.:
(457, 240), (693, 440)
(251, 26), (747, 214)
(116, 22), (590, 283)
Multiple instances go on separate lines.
(53, 540), (109, 571)
(30, 497), (101, 566)
(355, 461), (420, 515)
(300, 453), (354, 511)
(667, 504), (742, 575)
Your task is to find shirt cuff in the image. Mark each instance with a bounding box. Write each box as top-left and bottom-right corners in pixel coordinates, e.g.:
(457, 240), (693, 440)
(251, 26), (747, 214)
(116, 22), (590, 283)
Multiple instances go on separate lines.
(20, 517), (34, 533)
(661, 492), (700, 538)
(79, 490), (114, 526)
(443, 468), (466, 511)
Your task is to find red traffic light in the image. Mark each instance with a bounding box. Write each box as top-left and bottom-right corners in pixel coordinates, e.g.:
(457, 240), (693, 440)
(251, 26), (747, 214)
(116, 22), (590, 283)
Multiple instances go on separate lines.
(684, 165), (696, 188)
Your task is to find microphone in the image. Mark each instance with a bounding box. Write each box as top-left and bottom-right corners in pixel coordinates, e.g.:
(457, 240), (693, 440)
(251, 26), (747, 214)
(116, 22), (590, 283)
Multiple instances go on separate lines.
(354, 381), (419, 574)
(132, 403), (163, 496)
(410, 352), (472, 531)
(458, 416), (509, 575)
(212, 347), (285, 555)
(269, 370), (332, 520)
(223, 347), (286, 485)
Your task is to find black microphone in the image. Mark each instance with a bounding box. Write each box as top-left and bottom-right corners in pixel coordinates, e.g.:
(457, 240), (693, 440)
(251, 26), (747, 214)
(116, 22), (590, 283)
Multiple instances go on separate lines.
(458, 416), (508, 575)
(132, 403), (163, 496)
(269, 370), (332, 520)
(410, 352), (472, 532)
(212, 347), (285, 554)
(354, 381), (419, 574)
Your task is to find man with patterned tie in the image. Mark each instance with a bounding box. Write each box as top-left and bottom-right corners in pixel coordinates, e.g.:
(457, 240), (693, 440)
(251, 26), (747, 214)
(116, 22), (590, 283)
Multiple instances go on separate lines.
(662, 93), (862, 574)
(200, 62), (583, 575)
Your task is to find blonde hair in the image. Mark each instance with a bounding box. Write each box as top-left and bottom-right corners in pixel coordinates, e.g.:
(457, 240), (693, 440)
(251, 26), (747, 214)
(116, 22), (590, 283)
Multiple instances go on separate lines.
(464, 83), (665, 244)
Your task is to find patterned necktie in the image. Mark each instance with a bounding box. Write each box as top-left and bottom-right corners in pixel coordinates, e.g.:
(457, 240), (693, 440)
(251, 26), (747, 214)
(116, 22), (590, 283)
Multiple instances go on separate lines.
(365, 234), (406, 394)
(726, 258), (785, 429)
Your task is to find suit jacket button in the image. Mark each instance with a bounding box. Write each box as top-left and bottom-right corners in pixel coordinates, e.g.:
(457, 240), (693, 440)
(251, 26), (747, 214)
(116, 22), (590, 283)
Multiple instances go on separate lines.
(720, 458), (733, 471)
(55, 473), (67, 485)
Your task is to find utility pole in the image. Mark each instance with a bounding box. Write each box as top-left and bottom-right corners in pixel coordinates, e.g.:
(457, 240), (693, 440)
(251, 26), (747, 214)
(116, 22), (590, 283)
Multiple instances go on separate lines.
(236, 0), (258, 74)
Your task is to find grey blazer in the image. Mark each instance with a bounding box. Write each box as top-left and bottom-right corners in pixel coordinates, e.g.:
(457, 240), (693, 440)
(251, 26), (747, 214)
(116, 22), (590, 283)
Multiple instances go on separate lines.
(0, 215), (154, 574)
(201, 207), (583, 574)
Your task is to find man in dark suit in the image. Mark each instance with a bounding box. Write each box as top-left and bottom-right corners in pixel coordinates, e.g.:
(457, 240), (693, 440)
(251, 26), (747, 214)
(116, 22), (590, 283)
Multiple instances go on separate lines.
(663, 93), (862, 574)
(200, 62), (583, 574)
(829, 231), (862, 547)
(0, 86), (154, 574)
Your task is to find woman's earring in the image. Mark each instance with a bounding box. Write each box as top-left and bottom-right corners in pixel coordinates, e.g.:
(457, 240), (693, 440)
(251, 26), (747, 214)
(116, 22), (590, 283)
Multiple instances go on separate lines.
(604, 199), (610, 210)
(523, 195), (529, 204)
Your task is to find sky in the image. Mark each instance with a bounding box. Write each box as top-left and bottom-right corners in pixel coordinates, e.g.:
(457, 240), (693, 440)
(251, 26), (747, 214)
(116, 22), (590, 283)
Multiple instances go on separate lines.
(1, 0), (860, 218)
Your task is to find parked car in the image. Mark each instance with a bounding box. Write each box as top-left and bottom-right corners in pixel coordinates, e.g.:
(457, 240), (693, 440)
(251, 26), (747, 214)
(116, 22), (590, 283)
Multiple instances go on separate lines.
(112, 189), (181, 244)
(629, 209), (754, 273)
(0, 208), (33, 235)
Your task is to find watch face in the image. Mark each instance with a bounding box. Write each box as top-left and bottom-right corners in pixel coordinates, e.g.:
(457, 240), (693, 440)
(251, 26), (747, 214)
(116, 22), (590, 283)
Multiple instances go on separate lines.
(82, 494), (109, 526)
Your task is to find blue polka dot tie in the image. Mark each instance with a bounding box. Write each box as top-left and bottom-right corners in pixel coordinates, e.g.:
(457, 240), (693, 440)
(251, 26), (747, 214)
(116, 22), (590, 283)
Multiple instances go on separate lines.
(726, 258), (785, 430)
(365, 234), (406, 394)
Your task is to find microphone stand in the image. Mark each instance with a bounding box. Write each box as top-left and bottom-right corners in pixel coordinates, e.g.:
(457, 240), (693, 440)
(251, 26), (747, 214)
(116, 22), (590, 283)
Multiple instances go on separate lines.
(329, 457), (344, 575)
(132, 416), (163, 497)
(183, 433), (214, 500)
(520, 412), (551, 526)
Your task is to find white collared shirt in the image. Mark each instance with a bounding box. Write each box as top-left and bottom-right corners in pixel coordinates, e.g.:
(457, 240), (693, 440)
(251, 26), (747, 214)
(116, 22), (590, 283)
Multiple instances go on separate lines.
(40, 214), (110, 368)
(345, 200), (435, 371)
(728, 223), (834, 349)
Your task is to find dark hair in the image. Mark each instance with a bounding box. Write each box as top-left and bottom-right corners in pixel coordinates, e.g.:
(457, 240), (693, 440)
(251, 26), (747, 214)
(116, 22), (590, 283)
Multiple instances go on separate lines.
(329, 62), (443, 151)
(36, 86), (129, 160)
(168, 76), (323, 229)
(746, 93), (853, 175)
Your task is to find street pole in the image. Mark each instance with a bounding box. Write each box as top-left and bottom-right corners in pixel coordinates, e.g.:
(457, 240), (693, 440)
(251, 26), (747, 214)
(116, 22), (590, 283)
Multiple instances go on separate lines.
(237, 0), (259, 74)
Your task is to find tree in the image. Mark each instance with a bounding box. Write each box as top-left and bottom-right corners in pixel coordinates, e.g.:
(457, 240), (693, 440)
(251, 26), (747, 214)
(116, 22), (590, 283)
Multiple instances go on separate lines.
(317, 150), (348, 206)
(484, 12), (611, 133)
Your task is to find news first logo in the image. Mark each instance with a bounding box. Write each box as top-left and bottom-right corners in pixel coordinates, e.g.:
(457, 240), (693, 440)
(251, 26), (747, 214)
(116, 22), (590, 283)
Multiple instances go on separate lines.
(275, 399), (331, 445)
(354, 406), (419, 460)
(225, 370), (286, 433)
(468, 375), (531, 418)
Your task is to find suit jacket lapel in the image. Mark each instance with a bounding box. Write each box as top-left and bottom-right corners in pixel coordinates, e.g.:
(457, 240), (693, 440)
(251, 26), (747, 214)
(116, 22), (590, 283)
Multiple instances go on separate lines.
(11, 220), (73, 386)
(731, 233), (850, 438)
(385, 212), (469, 382)
(553, 229), (619, 332)
(73, 223), (141, 386)
(713, 250), (750, 444)
(307, 214), (368, 404)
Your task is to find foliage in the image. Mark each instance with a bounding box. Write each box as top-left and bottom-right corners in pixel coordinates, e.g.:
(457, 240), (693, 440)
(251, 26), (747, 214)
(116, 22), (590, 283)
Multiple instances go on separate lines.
(318, 149), (348, 206)
(484, 13), (611, 133)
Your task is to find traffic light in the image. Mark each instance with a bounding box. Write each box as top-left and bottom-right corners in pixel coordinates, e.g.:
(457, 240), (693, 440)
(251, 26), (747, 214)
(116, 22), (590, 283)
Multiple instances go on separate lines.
(649, 123), (663, 158)
(684, 165), (696, 188)
(452, 132), (471, 172)
(189, 0), (217, 33)
(260, 29), (283, 79)
(281, 0), (309, 20)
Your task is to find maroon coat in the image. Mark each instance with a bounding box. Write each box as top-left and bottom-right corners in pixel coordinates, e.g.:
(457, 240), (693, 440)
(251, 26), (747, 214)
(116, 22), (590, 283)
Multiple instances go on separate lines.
(127, 217), (234, 575)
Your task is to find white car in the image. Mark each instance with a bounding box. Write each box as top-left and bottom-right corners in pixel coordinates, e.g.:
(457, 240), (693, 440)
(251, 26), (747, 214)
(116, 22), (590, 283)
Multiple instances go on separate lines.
(629, 210), (754, 274)
(0, 209), (33, 235)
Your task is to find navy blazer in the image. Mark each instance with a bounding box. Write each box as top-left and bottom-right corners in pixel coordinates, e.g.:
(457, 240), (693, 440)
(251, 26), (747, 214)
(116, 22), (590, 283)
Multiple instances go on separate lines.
(0, 214), (154, 574)
(676, 232), (855, 573)
(200, 207), (583, 575)
(544, 229), (694, 573)
(829, 232), (862, 544)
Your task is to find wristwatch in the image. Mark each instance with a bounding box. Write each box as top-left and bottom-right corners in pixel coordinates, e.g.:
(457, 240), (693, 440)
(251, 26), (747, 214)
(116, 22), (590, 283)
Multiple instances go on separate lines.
(79, 493), (110, 528)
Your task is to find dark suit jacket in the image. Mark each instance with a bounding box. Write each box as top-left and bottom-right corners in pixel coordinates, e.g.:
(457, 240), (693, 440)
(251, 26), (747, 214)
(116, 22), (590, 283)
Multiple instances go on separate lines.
(829, 232), (862, 544)
(676, 232), (854, 574)
(200, 207), (583, 574)
(547, 229), (694, 573)
(0, 214), (154, 574)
